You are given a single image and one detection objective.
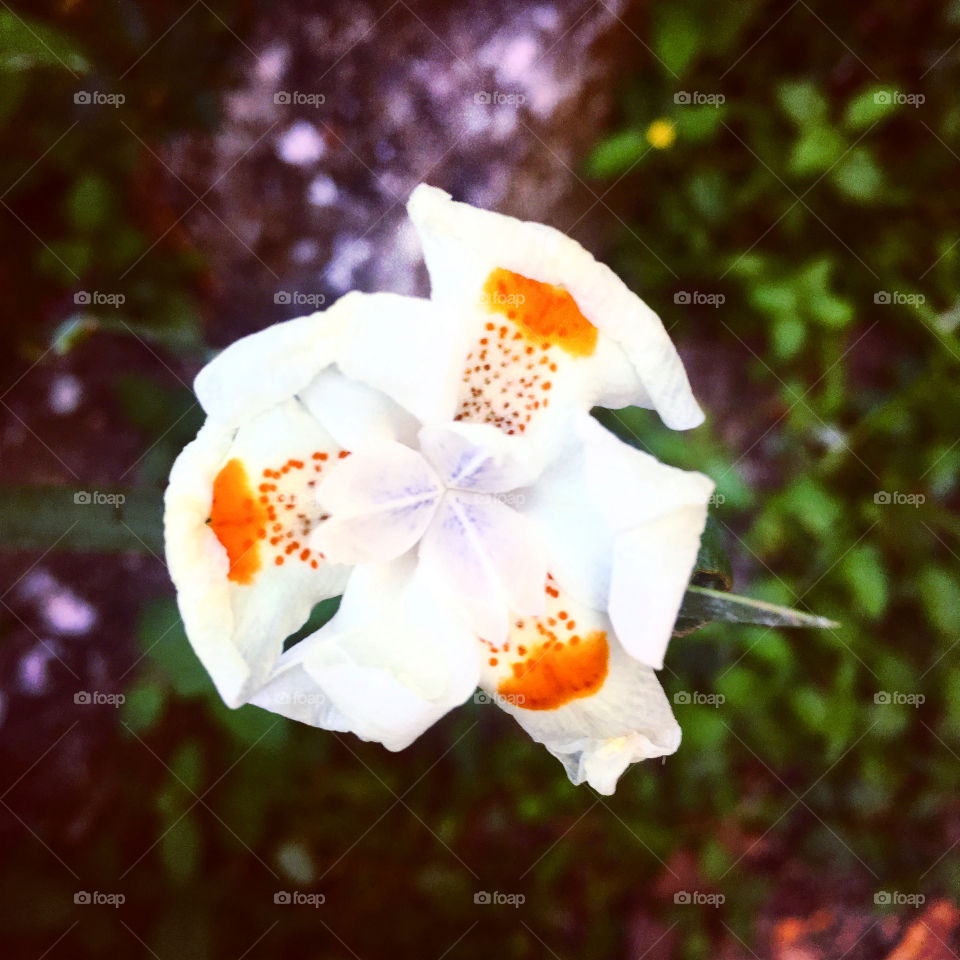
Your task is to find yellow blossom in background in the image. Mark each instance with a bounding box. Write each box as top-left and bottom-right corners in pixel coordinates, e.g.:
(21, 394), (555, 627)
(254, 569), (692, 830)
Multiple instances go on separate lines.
(646, 118), (676, 150)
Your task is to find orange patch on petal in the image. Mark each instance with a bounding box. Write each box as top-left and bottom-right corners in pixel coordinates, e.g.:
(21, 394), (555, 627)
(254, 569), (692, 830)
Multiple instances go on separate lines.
(209, 459), (269, 584)
(496, 630), (609, 711)
(482, 268), (597, 358)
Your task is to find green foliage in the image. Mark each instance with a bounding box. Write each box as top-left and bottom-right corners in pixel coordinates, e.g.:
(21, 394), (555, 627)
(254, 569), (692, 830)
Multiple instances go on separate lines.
(584, 0), (960, 951)
(0, 4), (245, 360)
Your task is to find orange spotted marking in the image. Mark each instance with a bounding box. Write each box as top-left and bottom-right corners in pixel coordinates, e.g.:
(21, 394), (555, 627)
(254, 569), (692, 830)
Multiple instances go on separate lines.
(497, 630), (609, 710)
(209, 448), (348, 582)
(454, 269), (597, 434)
(482, 268), (597, 357)
(209, 459), (269, 584)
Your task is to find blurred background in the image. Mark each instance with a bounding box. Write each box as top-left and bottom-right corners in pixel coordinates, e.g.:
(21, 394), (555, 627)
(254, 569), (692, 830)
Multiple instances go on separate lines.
(1, 0), (959, 957)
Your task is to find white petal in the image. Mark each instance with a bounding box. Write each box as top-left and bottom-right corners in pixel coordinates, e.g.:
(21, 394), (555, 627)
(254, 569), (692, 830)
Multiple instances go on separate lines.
(312, 442), (441, 565)
(334, 291), (467, 425)
(299, 366), (420, 450)
(248, 660), (353, 731)
(519, 452), (613, 611)
(255, 557), (478, 750)
(609, 509), (708, 670)
(478, 586), (680, 795)
(164, 422), (246, 704)
(575, 414), (715, 530)
(194, 303), (347, 426)
(408, 183), (704, 432)
(417, 422), (543, 493)
(163, 401), (351, 708)
(418, 494), (547, 645)
(522, 414), (712, 668)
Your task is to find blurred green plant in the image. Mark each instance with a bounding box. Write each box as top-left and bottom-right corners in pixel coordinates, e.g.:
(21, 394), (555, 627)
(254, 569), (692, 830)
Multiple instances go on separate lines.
(583, 0), (960, 954)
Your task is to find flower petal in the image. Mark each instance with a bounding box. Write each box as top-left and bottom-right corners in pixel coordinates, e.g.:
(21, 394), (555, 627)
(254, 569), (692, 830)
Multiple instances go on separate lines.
(253, 556), (478, 750)
(311, 442), (441, 565)
(194, 304), (347, 427)
(299, 366), (420, 451)
(478, 581), (680, 795)
(418, 494), (547, 645)
(408, 183), (703, 434)
(164, 400), (350, 707)
(417, 421), (543, 493)
(521, 413), (714, 669)
(334, 291), (467, 426)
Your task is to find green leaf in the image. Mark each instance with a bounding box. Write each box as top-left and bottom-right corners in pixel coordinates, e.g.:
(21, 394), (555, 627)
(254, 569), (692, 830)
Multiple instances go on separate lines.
(917, 565), (960, 636)
(843, 86), (900, 130)
(673, 104), (726, 142)
(159, 813), (201, 883)
(120, 681), (166, 734)
(750, 281), (799, 317)
(841, 543), (889, 619)
(0, 11), (89, 72)
(584, 130), (647, 179)
(686, 170), (728, 223)
(283, 596), (342, 651)
(66, 174), (115, 232)
(653, 7), (701, 76)
(137, 599), (211, 699)
(830, 147), (884, 202)
(777, 80), (828, 126)
(208, 701), (289, 749)
(690, 515), (733, 591)
(677, 585), (839, 628)
(772, 315), (807, 359)
(788, 125), (846, 176)
(0, 485), (163, 553)
(169, 742), (205, 793)
(674, 515), (733, 637)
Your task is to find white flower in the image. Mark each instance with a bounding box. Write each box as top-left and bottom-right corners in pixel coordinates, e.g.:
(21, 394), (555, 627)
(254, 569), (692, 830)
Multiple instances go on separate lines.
(164, 186), (715, 794)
